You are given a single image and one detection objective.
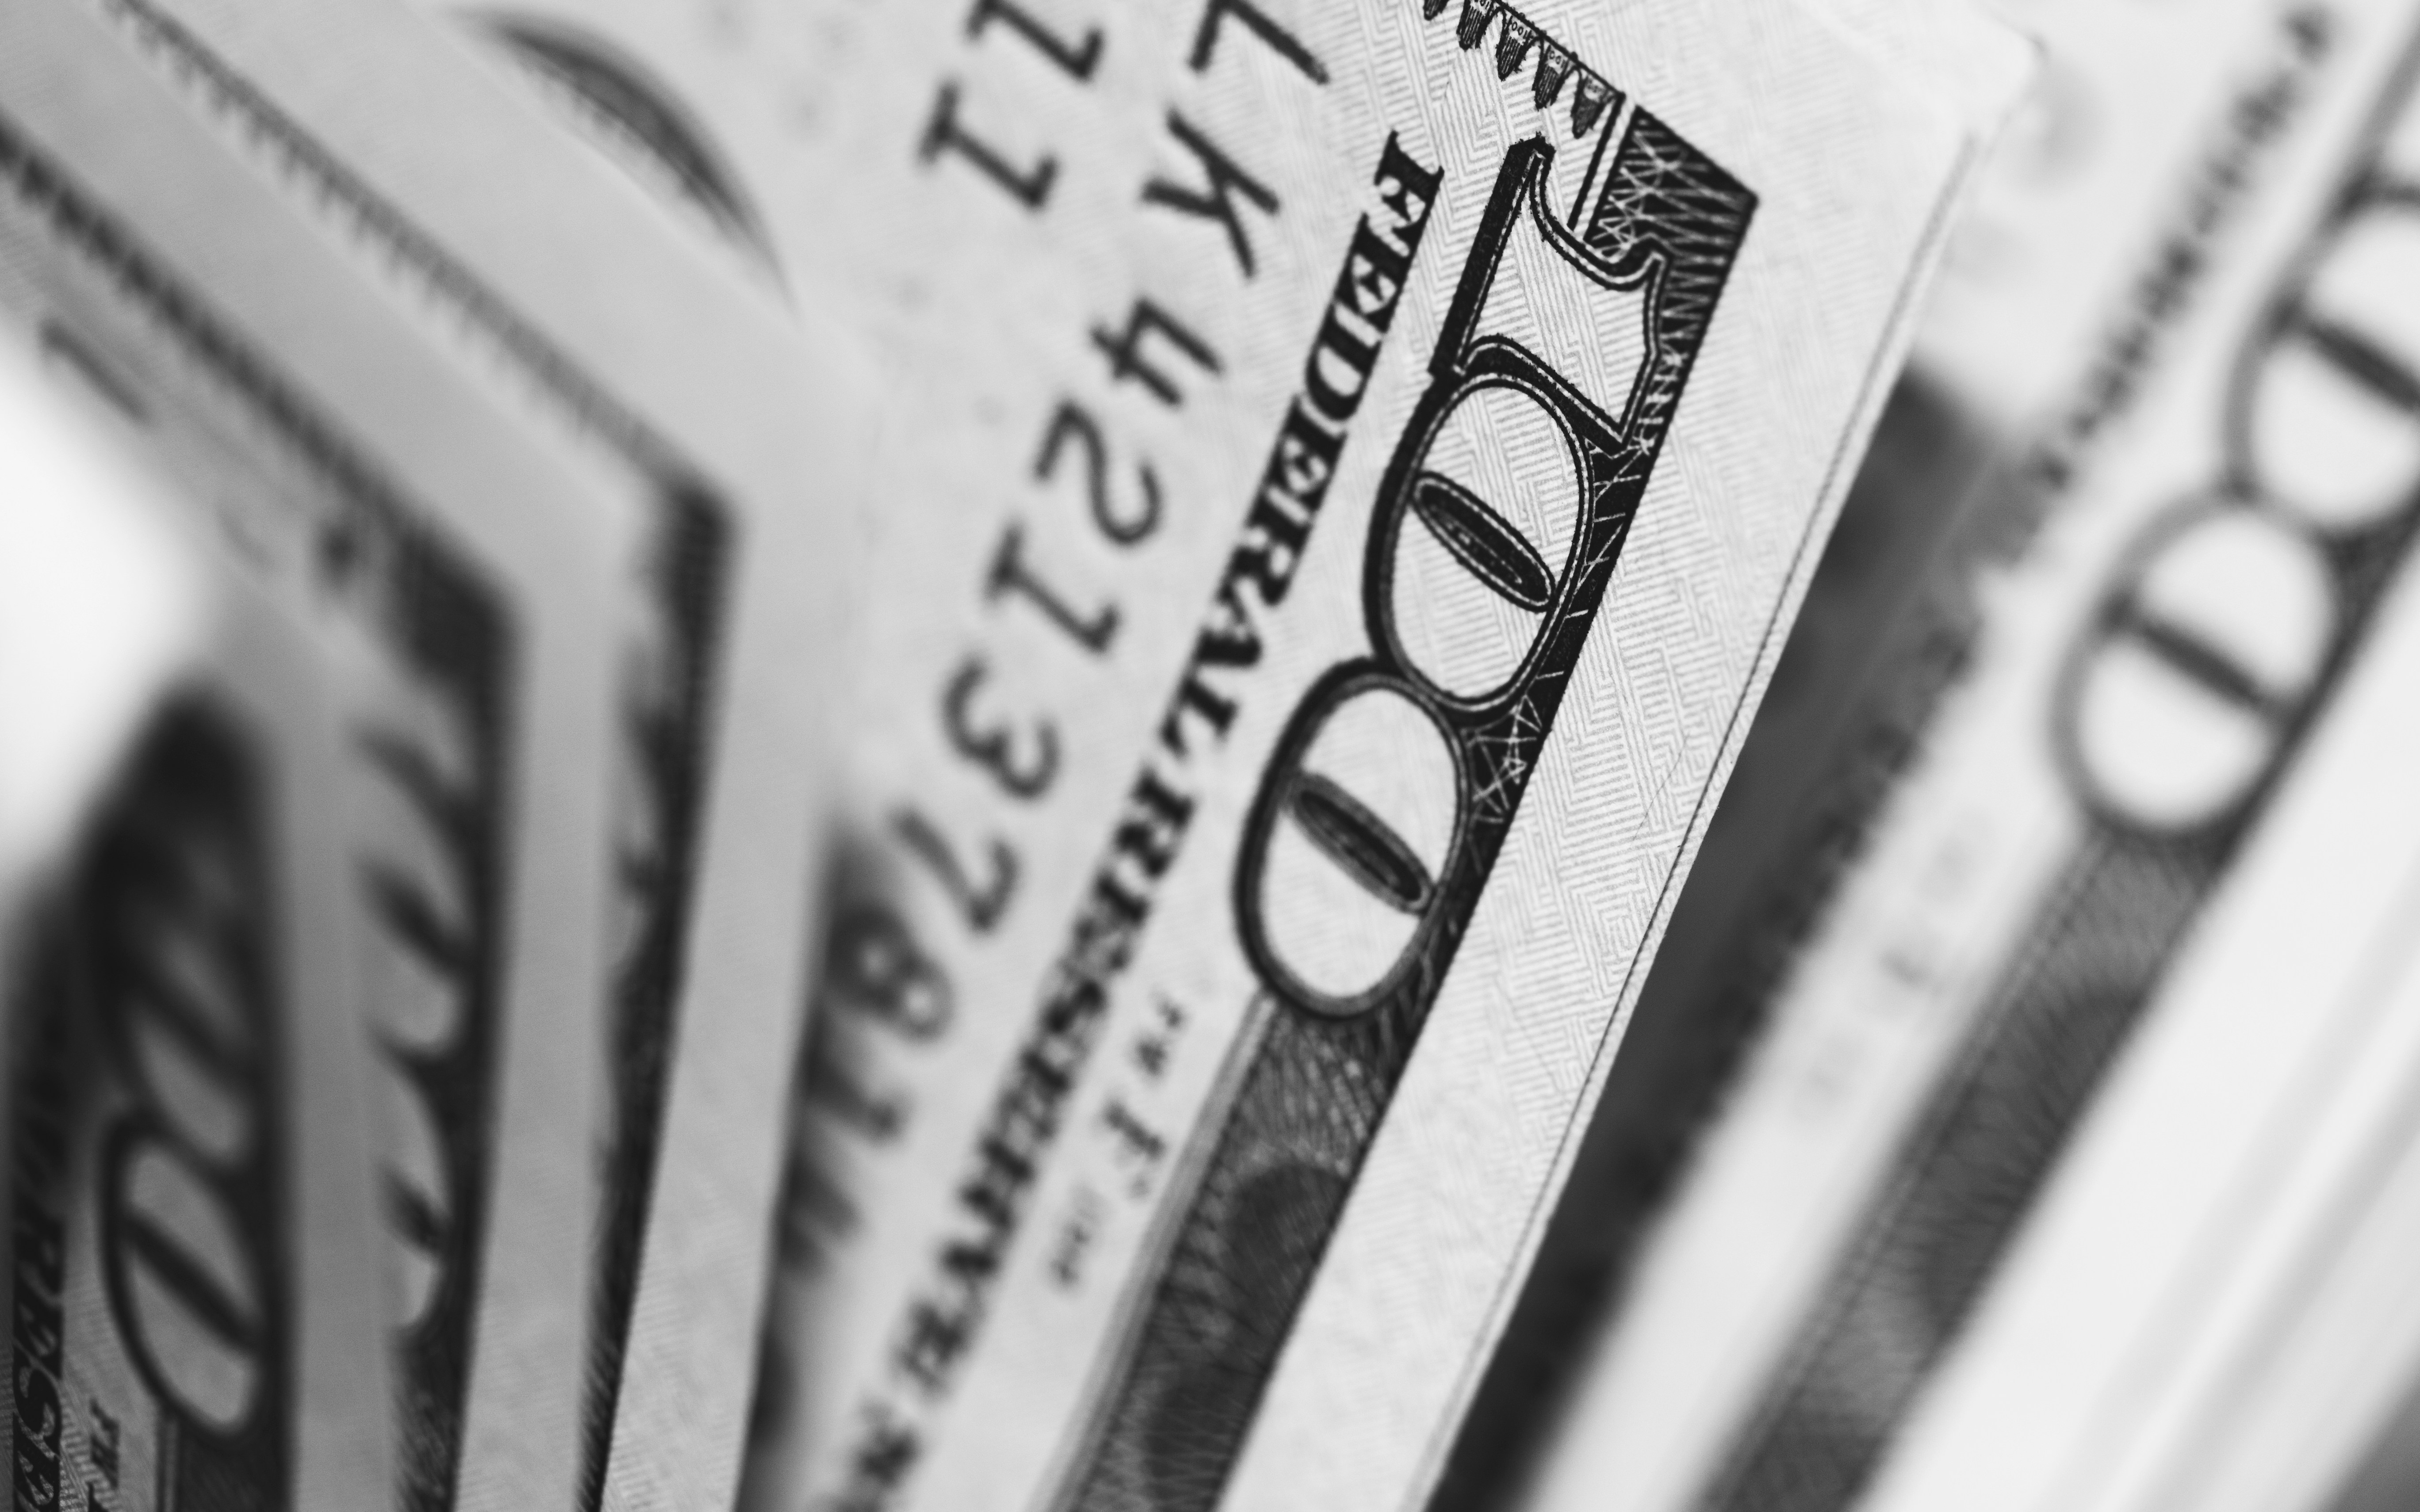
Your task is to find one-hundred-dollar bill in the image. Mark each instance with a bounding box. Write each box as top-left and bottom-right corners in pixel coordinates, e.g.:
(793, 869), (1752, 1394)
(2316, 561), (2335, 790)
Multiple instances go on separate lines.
(354, 3), (2009, 1510)
(6, 513), (396, 1512)
(1444, 3), (2297, 1503)
(1845, 80), (2420, 1494)
(1504, 5), (2420, 1512)
(0, 347), (196, 920)
(1859, 565), (2420, 1512)
(0, 3), (720, 1503)
(41, 0), (881, 1504)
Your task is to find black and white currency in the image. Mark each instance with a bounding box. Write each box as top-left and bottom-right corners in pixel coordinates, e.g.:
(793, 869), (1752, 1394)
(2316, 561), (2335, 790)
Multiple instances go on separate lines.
(8, 4), (2420, 1512)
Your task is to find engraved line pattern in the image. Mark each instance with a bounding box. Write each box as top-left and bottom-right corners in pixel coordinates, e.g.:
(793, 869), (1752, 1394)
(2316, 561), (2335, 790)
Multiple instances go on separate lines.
(1059, 114), (1754, 1512)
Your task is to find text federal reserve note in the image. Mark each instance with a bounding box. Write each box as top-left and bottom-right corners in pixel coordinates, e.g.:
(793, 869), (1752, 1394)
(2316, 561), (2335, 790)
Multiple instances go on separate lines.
(353, 2), (2013, 1510)
(7, 541), (395, 1512)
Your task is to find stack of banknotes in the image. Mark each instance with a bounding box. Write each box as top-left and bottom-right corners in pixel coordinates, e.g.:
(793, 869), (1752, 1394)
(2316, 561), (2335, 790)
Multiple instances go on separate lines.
(8, 0), (2420, 1510)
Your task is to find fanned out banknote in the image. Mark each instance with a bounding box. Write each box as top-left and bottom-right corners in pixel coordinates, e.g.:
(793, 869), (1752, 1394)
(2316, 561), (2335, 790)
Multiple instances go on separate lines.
(0, 4), (742, 1503)
(1433, 1), (2174, 1481)
(202, 1), (2052, 1510)
(6, 490), (396, 1512)
(1846, 11), (2420, 1507)
(1451, 3), (2313, 1506)
(14, 0), (885, 1504)
(1864, 525), (2420, 1512)
(1501, 5), (2420, 1512)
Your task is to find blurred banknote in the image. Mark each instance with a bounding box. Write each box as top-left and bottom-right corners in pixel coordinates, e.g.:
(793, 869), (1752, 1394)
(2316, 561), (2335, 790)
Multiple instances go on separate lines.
(70, 0), (885, 1500)
(0, 3), (730, 1502)
(1446, 1), (2318, 1503)
(340, 1), (2025, 1509)
(1499, 4), (2420, 1512)
(1862, 508), (2420, 1512)
(7, 518), (396, 1512)
(1846, 16), (2420, 1499)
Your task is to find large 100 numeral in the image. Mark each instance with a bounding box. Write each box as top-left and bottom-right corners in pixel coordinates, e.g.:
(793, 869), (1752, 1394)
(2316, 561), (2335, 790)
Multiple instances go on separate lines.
(1064, 113), (1756, 1512)
(92, 702), (288, 1496)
